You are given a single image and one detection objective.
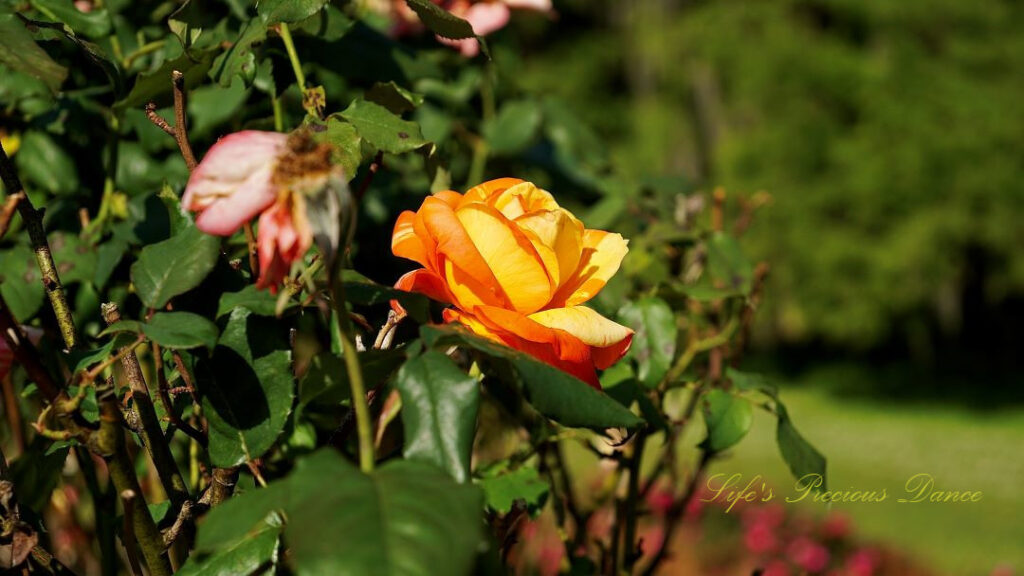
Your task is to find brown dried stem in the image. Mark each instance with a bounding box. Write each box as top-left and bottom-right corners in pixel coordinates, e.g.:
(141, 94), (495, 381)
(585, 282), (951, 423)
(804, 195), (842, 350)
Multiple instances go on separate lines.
(151, 341), (206, 445)
(171, 71), (197, 171)
(101, 303), (190, 510)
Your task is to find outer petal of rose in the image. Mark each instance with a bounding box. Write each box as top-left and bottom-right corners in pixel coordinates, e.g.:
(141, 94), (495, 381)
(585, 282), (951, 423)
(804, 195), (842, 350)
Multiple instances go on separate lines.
(549, 229), (629, 307)
(528, 306), (633, 370)
(394, 269), (453, 305)
(515, 208), (583, 287)
(419, 197), (509, 308)
(392, 210), (429, 267)
(460, 177), (524, 206)
(472, 305), (599, 387)
(184, 131), (287, 236)
(455, 203), (553, 313)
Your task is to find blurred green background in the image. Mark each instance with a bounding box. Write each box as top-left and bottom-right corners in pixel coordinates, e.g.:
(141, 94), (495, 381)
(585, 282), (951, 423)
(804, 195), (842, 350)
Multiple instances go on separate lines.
(501, 0), (1023, 572)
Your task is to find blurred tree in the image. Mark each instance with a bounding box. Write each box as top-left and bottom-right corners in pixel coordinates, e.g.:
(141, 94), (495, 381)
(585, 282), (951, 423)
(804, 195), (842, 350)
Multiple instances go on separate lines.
(516, 0), (1024, 356)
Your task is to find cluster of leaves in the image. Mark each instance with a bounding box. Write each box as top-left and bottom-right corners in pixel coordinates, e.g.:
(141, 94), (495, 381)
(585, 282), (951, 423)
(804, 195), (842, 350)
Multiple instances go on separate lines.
(0, 1), (826, 575)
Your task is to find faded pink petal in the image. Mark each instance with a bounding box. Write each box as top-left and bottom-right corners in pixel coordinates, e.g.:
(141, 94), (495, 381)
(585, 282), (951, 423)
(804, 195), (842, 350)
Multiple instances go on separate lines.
(256, 200), (312, 291)
(184, 131), (288, 236)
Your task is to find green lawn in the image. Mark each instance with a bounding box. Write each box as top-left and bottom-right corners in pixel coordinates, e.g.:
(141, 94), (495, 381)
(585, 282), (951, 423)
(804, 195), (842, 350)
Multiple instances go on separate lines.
(701, 380), (1024, 573)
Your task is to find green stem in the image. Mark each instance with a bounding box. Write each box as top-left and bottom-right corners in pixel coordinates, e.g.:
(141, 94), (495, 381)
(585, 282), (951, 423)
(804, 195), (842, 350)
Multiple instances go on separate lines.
(330, 279), (374, 473)
(278, 23), (306, 91)
(122, 40), (166, 68)
(271, 91), (284, 132)
(0, 143), (77, 350)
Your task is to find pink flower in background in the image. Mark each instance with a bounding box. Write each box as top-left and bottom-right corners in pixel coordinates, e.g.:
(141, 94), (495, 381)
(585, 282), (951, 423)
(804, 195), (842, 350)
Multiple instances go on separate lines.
(761, 560), (792, 576)
(845, 548), (879, 576)
(787, 536), (830, 573)
(391, 0), (553, 57)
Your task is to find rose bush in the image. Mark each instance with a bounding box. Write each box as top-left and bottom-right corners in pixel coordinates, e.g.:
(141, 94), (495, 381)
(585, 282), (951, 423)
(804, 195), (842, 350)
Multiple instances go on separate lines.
(392, 178), (633, 386)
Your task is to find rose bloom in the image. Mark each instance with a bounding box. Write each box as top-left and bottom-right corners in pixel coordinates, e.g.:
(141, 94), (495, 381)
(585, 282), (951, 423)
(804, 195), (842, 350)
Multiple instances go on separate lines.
(183, 131), (329, 290)
(391, 178), (633, 387)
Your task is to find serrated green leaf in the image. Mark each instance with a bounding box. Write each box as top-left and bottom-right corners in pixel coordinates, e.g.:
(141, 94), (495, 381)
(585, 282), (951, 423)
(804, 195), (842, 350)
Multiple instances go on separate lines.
(395, 350), (480, 483)
(340, 99), (428, 154)
(210, 18), (266, 88)
(143, 312), (219, 350)
(403, 0), (475, 39)
(311, 116), (362, 181)
(365, 81), (424, 115)
(176, 520), (280, 576)
(776, 403), (827, 490)
(130, 225), (220, 309)
(258, 0), (328, 25)
(478, 465), (549, 515)
(619, 297), (676, 387)
(197, 308), (295, 467)
(702, 389), (753, 452)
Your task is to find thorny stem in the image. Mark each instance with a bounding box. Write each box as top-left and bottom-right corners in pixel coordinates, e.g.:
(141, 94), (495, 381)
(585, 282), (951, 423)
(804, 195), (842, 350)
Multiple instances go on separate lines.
(151, 341), (206, 445)
(330, 279), (374, 473)
(658, 316), (739, 392)
(0, 142), (78, 350)
(102, 303), (190, 510)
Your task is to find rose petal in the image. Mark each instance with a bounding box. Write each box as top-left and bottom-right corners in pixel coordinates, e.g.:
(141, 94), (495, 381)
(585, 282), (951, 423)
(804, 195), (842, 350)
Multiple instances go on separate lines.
(549, 229), (629, 307)
(455, 203), (553, 313)
(528, 306), (633, 369)
(184, 131), (287, 236)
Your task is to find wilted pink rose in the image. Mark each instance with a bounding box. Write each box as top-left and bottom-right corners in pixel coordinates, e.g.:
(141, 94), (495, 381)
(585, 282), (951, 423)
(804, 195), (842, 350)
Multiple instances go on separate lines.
(185, 131), (341, 290)
(183, 131), (288, 236)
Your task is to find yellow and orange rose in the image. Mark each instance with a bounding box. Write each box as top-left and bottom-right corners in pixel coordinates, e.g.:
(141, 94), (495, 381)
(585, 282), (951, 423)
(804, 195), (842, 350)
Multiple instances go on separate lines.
(392, 178), (632, 387)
